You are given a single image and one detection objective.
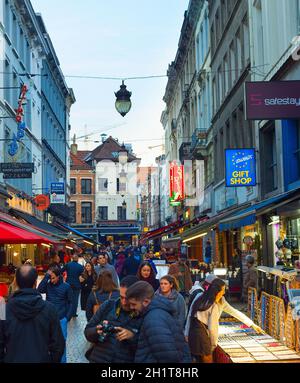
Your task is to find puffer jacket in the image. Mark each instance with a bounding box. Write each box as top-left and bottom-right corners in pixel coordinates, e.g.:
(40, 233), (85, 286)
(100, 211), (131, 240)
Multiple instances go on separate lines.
(84, 298), (142, 363)
(155, 288), (187, 329)
(134, 296), (191, 363)
(37, 274), (73, 321)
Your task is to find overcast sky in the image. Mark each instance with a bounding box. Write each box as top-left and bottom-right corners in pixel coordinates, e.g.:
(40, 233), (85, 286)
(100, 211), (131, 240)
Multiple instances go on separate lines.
(30, 0), (189, 165)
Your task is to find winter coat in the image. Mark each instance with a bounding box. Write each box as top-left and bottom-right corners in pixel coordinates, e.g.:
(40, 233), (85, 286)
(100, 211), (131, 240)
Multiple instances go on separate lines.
(94, 264), (119, 287)
(115, 253), (126, 276)
(65, 261), (84, 289)
(134, 297), (192, 363)
(86, 289), (120, 321)
(0, 288), (65, 363)
(121, 255), (141, 277)
(37, 274), (73, 321)
(138, 276), (160, 291)
(168, 262), (193, 294)
(84, 298), (142, 363)
(155, 288), (187, 329)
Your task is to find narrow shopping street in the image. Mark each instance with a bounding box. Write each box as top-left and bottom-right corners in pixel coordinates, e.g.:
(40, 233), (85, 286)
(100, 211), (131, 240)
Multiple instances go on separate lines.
(66, 310), (89, 364)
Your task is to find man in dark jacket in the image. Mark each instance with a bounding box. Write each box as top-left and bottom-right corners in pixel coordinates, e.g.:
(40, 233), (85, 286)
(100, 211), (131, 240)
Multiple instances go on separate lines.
(65, 254), (84, 317)
(126, 281), (191, 363)
(37, 264), (73, 362)
(121, 250), (141, 277)
(0, 265), (64, 363)
(84, 275), (142, 363)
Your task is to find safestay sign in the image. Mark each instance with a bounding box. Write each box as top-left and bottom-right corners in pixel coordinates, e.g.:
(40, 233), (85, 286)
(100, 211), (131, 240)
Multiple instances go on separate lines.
(245, 81), (300, 120)
(225, 149), (256, 187)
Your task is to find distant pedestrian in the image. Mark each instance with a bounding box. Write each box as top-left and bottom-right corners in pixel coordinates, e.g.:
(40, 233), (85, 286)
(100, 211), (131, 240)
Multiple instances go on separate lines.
(115, 252), (126, 277)
(168, 255), (193, 299)
(37, 264), (73, 363)
(204, 240), (212, 265)
(0, 265), (64, 363)
(79, 261), (97, 311)
(155, 275), (186, 330)
(65, 254), (84, 317)
(136, 261), (159, 291)
(95, 254), (119, 287)
(85, 270), (120, 321)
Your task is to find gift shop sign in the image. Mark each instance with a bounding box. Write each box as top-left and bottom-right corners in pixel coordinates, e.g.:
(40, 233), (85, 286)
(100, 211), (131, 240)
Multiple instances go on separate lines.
(245, 81), (300, 120)
(225, 149), (256, 187)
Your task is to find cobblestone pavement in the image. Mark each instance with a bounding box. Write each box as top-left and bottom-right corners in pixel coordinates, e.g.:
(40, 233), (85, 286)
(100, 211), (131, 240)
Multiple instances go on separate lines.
(66, 309), (90, 363)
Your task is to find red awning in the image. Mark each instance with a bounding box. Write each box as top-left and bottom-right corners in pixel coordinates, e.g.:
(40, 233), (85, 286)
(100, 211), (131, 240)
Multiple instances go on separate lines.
(0, 222), (53, 244)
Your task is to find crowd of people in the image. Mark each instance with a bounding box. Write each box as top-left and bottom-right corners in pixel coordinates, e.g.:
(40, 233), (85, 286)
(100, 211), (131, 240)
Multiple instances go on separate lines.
(0, 243), (261, 363)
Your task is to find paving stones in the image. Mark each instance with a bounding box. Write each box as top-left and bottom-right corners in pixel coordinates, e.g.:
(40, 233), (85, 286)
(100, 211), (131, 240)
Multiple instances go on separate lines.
(66, 309), (90, 363)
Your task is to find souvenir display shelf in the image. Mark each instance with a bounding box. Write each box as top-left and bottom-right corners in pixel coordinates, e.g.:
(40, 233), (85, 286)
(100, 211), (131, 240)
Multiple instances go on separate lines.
(215, 318), (300, 363)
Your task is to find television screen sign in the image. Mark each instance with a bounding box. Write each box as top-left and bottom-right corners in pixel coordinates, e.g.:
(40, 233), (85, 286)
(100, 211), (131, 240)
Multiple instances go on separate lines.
(225, 149), (256, 187)
(245, 81), (300, 120)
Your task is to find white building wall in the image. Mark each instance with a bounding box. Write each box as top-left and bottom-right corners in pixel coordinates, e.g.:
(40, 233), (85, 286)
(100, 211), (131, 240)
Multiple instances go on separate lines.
(95, 160), (138, 222)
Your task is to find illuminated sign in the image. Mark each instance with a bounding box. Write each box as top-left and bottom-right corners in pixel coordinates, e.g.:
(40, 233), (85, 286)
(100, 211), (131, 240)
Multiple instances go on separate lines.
(225, 149), (256, 187)
(245, 81), (300, 120)
(169, 162), (184, 206)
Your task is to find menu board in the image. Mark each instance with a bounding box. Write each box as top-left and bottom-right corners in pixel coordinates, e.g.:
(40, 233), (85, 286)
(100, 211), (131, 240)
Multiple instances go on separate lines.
(218, 319), (300, 362)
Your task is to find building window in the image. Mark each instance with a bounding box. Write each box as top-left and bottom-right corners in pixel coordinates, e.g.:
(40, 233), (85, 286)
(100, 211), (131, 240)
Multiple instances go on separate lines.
(70, 202), (76, 223)
(98, 206), (108, 220)
(117, 206), (126, 221)
(262, 123), (278, 194)
(81, 202), (92, 224)
(98, 178), (108, 192)
(81, 179), (92, 194)
(116, 178), (120, 193)
(70, 178), (76, 194)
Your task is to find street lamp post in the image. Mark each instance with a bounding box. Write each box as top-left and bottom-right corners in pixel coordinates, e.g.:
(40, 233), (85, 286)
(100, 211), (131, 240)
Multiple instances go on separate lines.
(115, 81), (132, 117)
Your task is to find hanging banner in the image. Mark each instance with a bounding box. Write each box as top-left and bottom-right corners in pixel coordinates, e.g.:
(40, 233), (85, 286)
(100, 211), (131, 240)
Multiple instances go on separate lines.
(245, 81), (300, 120)
(169, 162), (184, 206)
(225, 149), (256, 187)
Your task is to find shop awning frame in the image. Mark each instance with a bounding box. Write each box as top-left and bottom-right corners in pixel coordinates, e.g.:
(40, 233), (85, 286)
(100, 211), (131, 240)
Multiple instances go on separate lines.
(218, 189), (300, 231)
(0, 221), (54, 244)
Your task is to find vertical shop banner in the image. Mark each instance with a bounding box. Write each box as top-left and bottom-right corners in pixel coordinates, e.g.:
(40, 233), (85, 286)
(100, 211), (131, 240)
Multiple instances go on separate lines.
(245, 81), (300, 120)
(169, 162), (184, 206)
(225, 149), (256, 187)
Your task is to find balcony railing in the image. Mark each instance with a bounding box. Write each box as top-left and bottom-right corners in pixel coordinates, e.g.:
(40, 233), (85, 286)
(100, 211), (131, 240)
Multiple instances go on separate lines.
(190, 128), (208, 159)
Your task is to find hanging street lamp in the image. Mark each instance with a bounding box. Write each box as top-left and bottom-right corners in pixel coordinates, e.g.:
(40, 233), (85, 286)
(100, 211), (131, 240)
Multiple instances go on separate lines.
(115, 80), (132, 117)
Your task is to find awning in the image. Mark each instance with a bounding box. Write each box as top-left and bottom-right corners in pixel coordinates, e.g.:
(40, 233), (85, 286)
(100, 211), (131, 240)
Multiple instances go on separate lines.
(0, 212), (60, 244)
(10, 209), (69, 240)
(218, 189), (300, 231)
(0, 222), (53, 244)
(98, 227), (140, 236)
(59, 224), (98, 243)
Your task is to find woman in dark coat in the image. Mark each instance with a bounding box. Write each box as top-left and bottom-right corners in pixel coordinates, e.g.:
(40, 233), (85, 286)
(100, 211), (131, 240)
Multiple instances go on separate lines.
(136, 261), (160, 291)
(79, 262), (97, 311)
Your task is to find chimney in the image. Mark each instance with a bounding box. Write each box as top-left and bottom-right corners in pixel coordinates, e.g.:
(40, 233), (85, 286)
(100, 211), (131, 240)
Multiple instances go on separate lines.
(71, 134), (77, 155)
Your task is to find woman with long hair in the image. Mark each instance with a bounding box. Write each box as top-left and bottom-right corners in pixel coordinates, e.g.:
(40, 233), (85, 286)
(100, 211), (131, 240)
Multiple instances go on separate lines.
(79, 262), (97, 311)
(136, 261), (159, 291)
(186, 278), (262, 363)
(85, 270), (119, 321)
(155, 275), (186, 329)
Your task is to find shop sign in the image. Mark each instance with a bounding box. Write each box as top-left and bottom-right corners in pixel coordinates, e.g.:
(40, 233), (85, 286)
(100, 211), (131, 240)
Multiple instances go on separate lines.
(34, 194), (50, 211)
(225, 149), (256, 187)
(50, 193), (66, 204)
(169, 162), (184, 206)
(245, 81), (300, 120)
(51, 182), (65, 194)
(0, 162), (34, 179)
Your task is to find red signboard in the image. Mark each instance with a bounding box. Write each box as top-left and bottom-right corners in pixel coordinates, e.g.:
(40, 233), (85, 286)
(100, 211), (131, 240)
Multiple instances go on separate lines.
(169, 162), (184, 205)
(34, 194), (50, 211)
(245, 81), (300, 120)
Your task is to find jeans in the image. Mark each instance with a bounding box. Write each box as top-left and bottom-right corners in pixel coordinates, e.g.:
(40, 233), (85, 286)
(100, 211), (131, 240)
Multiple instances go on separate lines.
(71, 287), (81, 317)
(60, 317), (68, 363)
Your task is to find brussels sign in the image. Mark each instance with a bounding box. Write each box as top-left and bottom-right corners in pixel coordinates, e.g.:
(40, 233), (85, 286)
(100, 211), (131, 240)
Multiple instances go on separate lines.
(245, 81), (300, 120)
(225, 149), (256, 187)
(169, 162), (184, 206)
